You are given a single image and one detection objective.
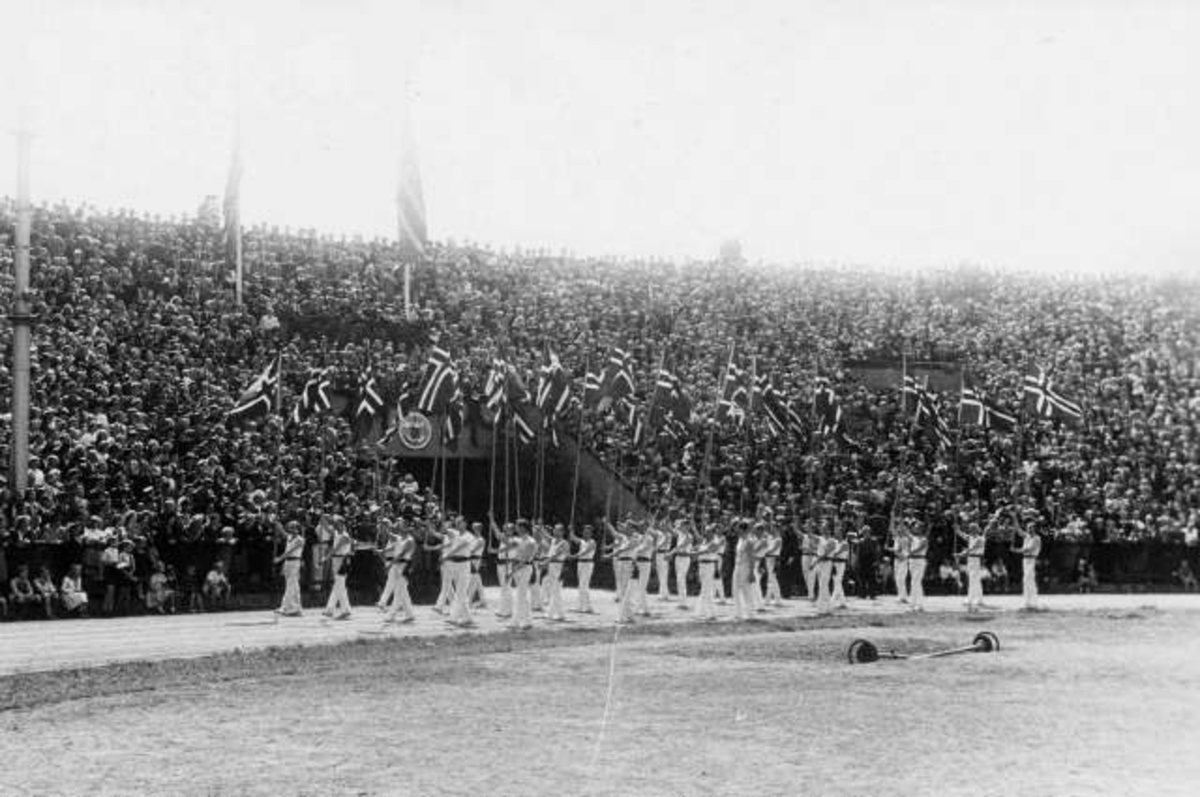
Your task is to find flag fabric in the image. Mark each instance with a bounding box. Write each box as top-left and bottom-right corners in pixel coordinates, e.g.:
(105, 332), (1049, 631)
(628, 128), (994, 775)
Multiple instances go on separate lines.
(536, 346), (572, 427)
(592, 347), (635, 408)
(291, 367), (332, 424)
(582, 367), (603, 405)
(1023, 368), (1083, 425)
(228, 354), (280, 420)
(649, 364), (691, 428)
(960, 386), (1017, 432)
(442, 385), (465, 446)
(222, 130), (242, 274)
(813, 377), (837, 422)
(715, 346), (748, 425)
(396, 114), (427, 259)
(354, 370), (385, 420)
(916, 390), (953, 449)
(416, 343), (457, 415)
(759, 378), (804, 440)
(485, 358), (537, 444)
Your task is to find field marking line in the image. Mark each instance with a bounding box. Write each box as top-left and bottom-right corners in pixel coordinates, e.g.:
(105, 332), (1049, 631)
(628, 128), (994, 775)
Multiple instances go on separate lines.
(588, 620), (623, 771)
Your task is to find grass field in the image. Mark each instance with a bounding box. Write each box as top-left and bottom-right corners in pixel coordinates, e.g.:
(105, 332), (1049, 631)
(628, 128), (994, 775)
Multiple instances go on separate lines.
(3, 605), (1199, 796)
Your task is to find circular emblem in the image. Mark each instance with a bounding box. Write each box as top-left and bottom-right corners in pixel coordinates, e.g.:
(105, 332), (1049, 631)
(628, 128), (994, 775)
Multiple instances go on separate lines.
(398, 412), (433, 449)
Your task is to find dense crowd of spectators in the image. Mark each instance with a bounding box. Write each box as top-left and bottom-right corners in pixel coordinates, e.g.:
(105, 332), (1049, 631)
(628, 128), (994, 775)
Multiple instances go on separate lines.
(0, 198), (1198, 617)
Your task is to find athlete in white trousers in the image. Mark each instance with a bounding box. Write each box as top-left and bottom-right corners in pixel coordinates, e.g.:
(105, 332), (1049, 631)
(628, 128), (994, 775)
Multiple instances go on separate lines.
(323, 524), (354, 619)
(274, 523), (306, 616)
(908, 523), (929, 612)
(569, 525), (597, 613)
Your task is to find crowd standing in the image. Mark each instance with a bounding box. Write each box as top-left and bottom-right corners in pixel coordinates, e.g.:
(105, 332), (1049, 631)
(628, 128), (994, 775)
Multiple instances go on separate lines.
(1, 199), (1199, 621)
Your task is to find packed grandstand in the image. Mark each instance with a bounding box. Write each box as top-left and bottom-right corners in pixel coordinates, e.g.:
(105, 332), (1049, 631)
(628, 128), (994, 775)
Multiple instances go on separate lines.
(1, 198), (1198, 618)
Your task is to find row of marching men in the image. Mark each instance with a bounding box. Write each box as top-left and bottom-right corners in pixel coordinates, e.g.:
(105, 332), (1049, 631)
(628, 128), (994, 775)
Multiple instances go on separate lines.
(274, 504), (1045, 624)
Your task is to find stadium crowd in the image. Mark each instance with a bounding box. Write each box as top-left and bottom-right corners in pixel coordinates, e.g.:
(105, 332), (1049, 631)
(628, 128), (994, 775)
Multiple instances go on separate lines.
(0, 198), (1198, 619)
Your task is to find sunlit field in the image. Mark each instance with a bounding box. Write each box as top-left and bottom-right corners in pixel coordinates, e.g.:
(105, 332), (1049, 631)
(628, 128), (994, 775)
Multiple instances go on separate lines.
(3, 603), (1198, 796)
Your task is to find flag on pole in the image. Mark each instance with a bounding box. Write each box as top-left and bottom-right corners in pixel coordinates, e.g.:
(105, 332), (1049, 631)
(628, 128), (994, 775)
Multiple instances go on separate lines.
(592, 347), (635, 409)
(228, 354), (280, 420)
(416, 343), (457, 415)
(1023, 367), (1083, 425)
(354, 369), (385, 420)
(715, 345), (748, 425)
(291, 367), (332, 424)
(223, 125), (243, 298)
(960, 386), (1017, 432)
(536, 345), (572, 428)
(396, 112), (427, 259)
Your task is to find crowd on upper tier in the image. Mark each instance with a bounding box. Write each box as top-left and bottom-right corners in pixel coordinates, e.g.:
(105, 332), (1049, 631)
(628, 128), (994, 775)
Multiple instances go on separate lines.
(0, 198), (1198, 612)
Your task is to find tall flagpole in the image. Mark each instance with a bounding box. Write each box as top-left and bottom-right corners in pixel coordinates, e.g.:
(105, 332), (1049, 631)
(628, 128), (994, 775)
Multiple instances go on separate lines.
(10, 130), (33, 494)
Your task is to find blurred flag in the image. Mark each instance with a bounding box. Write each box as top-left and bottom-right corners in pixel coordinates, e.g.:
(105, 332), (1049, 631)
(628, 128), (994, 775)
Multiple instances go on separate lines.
(396, 114), (427, 259)
(228, 354), (279, 420)
(536, 345), (572, 428)
(1023, 367), (1083, 425)
(960, 386), (1016, 432)
(223, 128), (243, 279)
(592, 347), (635, 409)
(416, 342), (457, 415)
(291, 367), (332, 424)
(715, 345), (748, 425)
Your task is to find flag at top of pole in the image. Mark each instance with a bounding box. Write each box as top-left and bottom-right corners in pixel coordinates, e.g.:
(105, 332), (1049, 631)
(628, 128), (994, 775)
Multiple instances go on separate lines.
(396, 110), (428, 261)
(223, 118), (243, 306)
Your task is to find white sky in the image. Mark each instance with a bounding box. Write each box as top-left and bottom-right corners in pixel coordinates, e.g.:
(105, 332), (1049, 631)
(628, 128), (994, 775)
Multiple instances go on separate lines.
(1, 0), (1197, 273)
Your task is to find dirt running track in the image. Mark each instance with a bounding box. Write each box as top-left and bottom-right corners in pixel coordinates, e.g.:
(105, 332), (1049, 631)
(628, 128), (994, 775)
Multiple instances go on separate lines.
(3, 592), (1200, 796)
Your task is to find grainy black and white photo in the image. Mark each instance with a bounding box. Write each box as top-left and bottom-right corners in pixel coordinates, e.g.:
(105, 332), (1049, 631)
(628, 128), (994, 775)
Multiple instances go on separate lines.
(1, 1), (1199, 795)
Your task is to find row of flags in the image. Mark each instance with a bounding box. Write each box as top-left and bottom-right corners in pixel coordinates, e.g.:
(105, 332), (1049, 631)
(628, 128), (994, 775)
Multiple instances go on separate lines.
(228, 341), (1085, 455)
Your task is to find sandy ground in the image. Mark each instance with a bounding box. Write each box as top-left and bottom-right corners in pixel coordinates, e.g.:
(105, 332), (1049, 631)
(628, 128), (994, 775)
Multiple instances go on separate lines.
(3, 600), (1200, 796)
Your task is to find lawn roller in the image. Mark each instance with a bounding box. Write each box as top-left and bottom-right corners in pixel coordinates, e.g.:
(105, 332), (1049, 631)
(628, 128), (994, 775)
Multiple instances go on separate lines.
(847, 631), (1000, 664)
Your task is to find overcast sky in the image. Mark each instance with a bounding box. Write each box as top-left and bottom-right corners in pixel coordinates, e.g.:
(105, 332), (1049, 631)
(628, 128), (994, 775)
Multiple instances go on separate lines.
(1, 0), (1197, 273)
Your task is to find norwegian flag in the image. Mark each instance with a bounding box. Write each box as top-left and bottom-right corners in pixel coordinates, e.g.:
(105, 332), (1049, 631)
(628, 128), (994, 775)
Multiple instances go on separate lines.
(916, 390), (953, 449)
(536, 345), (572, 427)
(1023, 367), (1083, 426)
(758, 377), (804, 440)
(442, 384), (465, 447)
(416, 342), (458, 415)
(591, 346), (635, 408)
(715, 345), (748, 425)
(650, 363), (691, 427)
(960, 386), (1017, 432)
(354, 369), (385, 420)
(228, 354), (280, 420)
(486, 359), (537, 444)
(582, 367), (603, 405)
(291, 367), (332, 424)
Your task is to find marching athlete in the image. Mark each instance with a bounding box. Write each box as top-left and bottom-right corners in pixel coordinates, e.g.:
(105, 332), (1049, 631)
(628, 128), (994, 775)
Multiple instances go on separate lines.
(323, 516), (354, 620)
(887, 519), (911, 603)
(908, 518), (929, 612)
(830, 522), (849, 610)
(544, 523), (569, 621)
(956, 519), (988, 612)
(383, 521), (416, 624)
(799, 519), (819, 602)
(489, 513), (515, 618)
(668, 519), (694, 608)
(467, 521), (488, 610)
(654, 517), (674, 601)
(814, 521), (834, 615)
(1013, 510), (1042, 610)
(273, 521), (305, 617)
(509, 521), (536, 630)
(568, 524), (597, 613)
(762, 520), (783, 607)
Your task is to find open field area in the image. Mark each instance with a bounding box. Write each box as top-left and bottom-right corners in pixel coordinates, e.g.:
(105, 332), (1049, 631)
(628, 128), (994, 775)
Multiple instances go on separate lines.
(3, 594), (1200, 796)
